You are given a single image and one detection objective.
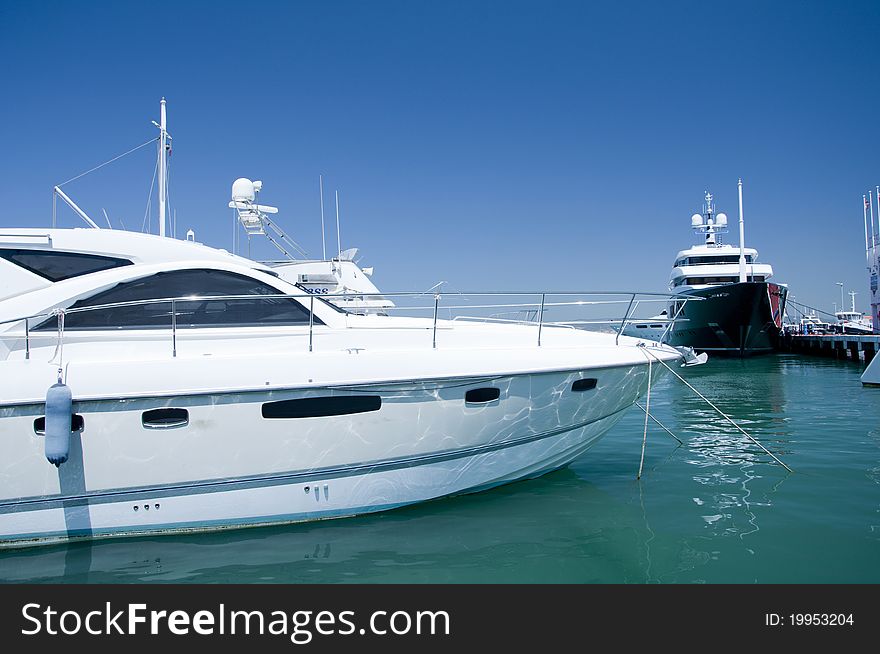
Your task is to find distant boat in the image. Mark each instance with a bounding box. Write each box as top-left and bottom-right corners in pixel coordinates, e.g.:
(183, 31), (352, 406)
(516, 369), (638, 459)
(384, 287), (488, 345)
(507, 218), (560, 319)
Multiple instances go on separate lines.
(833, 293), (872, 335)
(662, 187), (788, 356)
(798, 313), (831, 335)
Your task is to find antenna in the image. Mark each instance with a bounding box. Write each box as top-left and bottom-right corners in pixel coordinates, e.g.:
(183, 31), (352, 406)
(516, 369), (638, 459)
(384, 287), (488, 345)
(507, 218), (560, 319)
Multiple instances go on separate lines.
(738, 178), (747, 283)
(335, 189), (341, 259)
(101, 208), (113, 230)
(319, 175), (326, 260)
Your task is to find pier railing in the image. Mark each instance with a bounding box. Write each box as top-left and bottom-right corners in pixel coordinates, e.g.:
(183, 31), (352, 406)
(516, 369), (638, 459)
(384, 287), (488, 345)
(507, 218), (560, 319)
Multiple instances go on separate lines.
(0, 290), (700, 358)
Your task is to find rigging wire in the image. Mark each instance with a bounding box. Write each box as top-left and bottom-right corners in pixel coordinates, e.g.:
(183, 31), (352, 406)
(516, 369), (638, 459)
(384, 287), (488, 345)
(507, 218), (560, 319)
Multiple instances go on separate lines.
(57, 137), (158, 188)
(142, 152), (159, 233)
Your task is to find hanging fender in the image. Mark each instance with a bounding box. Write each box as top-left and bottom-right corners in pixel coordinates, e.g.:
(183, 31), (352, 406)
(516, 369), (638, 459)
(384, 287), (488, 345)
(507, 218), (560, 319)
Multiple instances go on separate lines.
(44, 382), (73, 467)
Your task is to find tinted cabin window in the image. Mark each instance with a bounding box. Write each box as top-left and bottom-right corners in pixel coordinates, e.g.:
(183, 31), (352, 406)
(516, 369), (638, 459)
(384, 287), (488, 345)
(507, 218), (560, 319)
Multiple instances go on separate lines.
(571, 378), (597, 392)
(465, 387), (501, 404)
(677, 255), (754, 267)
(0, 249), (132, 282)
(35, 269), (322, 330)
(262, 396), (381, 419)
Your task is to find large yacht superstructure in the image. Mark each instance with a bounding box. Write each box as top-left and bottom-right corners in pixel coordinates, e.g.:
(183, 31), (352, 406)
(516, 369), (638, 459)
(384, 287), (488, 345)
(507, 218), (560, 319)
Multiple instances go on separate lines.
(662, 186), (787, 355)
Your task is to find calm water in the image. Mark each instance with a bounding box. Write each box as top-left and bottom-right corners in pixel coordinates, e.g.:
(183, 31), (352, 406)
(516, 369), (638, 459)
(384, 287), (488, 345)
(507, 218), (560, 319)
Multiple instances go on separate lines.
(1, 354), (878, 583)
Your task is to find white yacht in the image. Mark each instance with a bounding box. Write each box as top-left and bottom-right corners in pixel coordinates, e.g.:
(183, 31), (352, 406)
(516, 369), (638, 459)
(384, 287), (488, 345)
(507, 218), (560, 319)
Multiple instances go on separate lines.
(661, 186), (787, 355)
(0, 98), (699, 547)
(0, 227), (685, 547)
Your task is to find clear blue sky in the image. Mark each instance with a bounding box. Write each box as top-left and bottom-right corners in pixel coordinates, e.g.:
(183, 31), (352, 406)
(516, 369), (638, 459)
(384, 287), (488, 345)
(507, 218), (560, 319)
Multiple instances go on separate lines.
(2, 0), (879, 313)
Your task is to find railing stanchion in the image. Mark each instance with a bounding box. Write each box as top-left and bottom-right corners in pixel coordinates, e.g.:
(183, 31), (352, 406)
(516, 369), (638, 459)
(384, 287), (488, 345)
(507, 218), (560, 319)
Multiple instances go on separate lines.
(309, 295), (314, 352)
(537, 293), (545, 346)
(432, 294), (440, 349)
(24, 318), (30, 360)
(617, 293), (636, 345)
(171, 299), (177, 358)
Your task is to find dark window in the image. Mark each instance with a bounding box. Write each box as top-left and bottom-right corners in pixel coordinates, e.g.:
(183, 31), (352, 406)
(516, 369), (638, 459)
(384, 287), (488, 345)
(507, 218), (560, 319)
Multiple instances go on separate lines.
(34, 269), (323, 330)
(262, 396), (381, 419)
(571, 378), (598, 392)
(142, 408), (189, 429)
(464, 387), (501, 404)
(683, 275), (738, 285)
(0, 249), (132, 282)
(33, 414), (84, 434)
(676, 255), (754, 267)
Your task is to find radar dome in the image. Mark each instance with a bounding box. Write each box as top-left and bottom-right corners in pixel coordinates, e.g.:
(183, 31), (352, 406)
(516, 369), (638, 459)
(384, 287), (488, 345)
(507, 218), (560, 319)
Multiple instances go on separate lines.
(232, 178), (255, 202)
(716, 212), (728, 227)
(691, 213), (703, 227)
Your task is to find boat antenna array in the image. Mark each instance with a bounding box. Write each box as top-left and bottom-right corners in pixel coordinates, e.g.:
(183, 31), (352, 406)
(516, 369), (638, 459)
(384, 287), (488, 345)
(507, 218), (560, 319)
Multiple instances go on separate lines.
(229, 178), (309, 259)
(690, 191), (728, 246)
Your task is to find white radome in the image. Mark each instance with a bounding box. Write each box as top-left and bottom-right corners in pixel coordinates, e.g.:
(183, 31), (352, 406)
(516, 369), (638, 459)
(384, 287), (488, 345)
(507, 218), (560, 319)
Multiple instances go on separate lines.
(231, 177), (256, 202)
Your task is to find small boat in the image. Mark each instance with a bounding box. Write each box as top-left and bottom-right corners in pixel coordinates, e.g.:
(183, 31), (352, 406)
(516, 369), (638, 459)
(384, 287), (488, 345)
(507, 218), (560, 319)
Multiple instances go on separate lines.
(833, 293), (872, 334)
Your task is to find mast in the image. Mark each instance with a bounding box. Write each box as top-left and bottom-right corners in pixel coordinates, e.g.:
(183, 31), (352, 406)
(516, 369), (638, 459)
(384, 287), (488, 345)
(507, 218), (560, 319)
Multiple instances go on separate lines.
(850, 290), (857, 313)
(158, 98), (168, 238)
(871, 190), (876, 252)
(738, 178), (747, 283)
(865, 194), (871, 268)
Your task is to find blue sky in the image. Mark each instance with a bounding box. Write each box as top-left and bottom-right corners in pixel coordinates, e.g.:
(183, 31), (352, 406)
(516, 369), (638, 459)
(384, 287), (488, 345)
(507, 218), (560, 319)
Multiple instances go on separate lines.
(2, 0), (879, 313)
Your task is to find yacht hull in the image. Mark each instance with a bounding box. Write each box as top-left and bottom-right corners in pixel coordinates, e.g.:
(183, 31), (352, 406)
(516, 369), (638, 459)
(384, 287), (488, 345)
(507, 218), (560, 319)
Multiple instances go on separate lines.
(668, 282), (787, 356)
(0, 360), (662, 548)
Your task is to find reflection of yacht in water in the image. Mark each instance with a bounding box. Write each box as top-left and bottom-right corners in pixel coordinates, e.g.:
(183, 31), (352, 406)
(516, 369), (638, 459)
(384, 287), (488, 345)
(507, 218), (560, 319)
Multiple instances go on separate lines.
(663, 184), (787, 356)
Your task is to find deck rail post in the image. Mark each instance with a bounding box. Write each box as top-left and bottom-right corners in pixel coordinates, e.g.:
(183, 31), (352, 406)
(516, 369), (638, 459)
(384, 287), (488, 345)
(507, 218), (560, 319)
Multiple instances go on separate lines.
(537, 293), (545, 346)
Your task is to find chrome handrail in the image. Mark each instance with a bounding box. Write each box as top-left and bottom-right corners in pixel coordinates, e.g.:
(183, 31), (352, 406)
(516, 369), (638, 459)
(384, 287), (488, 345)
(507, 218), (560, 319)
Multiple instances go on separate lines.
(0, 290), (703, 358)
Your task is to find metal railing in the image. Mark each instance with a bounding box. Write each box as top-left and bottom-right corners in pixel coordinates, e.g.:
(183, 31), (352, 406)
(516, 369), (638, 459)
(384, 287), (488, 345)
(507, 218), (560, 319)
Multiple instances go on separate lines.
(0, 290), (700, 359)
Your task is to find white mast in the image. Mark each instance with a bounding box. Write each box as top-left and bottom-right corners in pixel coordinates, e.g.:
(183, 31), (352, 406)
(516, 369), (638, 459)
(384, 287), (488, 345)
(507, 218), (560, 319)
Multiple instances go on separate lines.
(849, 290), (857, 313)
(158, 98), (168, 238)
(870, 190), (876, 252)
(738, 178), (747, 283)
(865, 194), (871, 268)
(319, 175), (327, 260)
(876, 185), (880, 250)
(335, 189), (341, 258)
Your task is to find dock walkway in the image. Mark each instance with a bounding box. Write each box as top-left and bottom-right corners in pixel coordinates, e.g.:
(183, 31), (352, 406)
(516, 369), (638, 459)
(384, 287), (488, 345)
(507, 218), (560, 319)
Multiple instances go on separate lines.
(780, 333), (879, 362)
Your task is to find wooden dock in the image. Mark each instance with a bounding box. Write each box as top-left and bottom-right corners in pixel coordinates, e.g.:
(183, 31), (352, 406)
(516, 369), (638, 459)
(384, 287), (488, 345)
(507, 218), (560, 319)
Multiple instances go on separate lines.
(780, 333), (879, 362)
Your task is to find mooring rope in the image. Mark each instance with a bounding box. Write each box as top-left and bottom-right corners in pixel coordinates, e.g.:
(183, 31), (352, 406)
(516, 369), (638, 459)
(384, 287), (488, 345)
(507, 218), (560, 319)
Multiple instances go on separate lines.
(637, 355), (653, 479)
(644, 348), (793, 473)
(47, 309), (66, 383)
(635, 402), (683, 445)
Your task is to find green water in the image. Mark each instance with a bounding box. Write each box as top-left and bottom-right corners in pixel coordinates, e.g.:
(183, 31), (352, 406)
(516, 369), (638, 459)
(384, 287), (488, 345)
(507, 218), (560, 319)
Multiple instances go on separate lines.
(1, 354), (878, 583)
